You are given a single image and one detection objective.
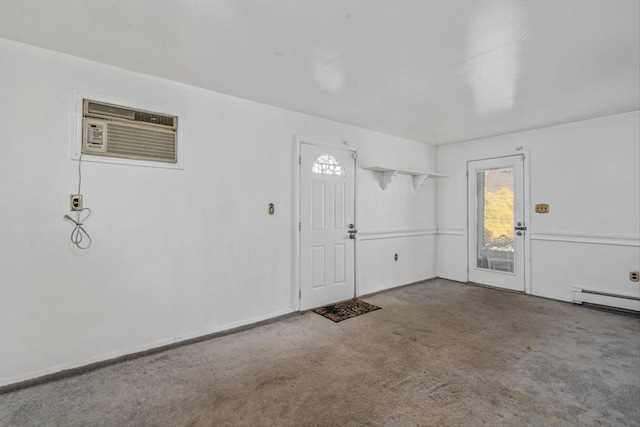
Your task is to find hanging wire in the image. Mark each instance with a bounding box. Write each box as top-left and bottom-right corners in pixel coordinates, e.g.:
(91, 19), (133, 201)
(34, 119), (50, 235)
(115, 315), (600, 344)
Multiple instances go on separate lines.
(77, 151), (82, 194)
(64, 209), (92, 249)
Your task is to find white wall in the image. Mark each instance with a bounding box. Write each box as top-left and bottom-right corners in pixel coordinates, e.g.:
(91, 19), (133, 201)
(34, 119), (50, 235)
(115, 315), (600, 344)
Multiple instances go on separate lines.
(437, 111), (640, 302)
(0, 39), (437, 387)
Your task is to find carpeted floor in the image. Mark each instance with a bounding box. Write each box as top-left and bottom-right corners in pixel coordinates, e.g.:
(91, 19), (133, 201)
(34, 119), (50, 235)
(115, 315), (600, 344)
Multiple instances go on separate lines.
(1, 278), (639, 426)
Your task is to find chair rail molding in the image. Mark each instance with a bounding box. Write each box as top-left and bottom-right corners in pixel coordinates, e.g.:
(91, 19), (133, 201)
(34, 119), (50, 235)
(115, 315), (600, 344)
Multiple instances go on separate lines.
(530, 231), (640, 247)
(358, 228), (438, 241)
(437, 228), (465, 236)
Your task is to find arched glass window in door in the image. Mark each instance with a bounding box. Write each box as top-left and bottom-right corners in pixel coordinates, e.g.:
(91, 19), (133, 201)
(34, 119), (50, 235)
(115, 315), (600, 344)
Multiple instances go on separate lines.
(311, 154), (346, 176)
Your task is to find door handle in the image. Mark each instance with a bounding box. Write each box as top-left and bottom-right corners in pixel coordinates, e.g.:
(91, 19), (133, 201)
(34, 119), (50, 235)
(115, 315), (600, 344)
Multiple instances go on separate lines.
(348, 228), (358, 239)
(514, 226), (527, 231)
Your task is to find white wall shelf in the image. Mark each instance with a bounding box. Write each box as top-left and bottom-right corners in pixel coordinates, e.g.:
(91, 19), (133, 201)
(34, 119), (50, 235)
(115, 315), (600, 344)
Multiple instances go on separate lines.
(362, 166), (448, 192)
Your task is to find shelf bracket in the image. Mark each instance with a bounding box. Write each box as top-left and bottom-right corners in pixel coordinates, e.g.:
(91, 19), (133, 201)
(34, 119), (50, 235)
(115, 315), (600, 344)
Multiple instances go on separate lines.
(380, 170), (398, 190)
(412, 174), (429, 192)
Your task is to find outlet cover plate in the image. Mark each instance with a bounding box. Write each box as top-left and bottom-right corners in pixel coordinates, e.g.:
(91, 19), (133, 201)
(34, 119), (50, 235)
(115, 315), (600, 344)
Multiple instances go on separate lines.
(535, 203), (549, 213)
(70, 194), (83, 211)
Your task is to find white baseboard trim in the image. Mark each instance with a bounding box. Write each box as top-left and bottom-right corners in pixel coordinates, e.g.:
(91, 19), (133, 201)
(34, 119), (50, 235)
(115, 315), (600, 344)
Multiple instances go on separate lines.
(0, 307), (295, 391)
(358, 277), (438, 298)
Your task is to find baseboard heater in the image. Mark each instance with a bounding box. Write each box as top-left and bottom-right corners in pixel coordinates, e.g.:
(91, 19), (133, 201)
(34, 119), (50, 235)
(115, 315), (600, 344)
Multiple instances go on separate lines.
(572, 287), (640, 312)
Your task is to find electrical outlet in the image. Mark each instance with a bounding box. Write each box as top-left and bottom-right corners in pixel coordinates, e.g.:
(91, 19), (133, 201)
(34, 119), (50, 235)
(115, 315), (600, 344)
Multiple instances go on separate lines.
(70, 194), (83, 211)
(630, 271), (640, 282)
(394, 253), (399, 262)
(535, 204), (549, 214)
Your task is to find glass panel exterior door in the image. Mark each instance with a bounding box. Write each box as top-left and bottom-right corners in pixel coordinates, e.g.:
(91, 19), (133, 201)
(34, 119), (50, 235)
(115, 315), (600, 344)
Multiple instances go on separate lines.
(468, 155), (525, 292)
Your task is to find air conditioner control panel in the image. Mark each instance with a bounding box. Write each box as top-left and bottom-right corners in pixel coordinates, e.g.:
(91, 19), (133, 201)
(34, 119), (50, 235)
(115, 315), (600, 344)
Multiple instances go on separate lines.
(83, 118), (107, 154)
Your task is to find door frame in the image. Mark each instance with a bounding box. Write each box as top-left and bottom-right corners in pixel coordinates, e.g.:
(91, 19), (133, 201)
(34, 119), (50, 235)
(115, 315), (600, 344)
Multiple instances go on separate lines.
(466, 149), (532, 295)
(293, 135), (359, 311)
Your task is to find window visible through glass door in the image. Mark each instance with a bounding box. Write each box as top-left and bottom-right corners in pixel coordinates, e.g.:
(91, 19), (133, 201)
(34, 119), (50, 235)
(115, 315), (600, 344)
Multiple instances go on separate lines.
(475, 167), (515, 273)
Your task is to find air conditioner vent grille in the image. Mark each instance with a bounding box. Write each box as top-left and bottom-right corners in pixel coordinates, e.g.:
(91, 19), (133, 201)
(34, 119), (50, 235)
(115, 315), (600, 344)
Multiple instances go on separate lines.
(107, 124), (177, 163)
(134, 112), (175, 127)
(87, 101), (135, 120)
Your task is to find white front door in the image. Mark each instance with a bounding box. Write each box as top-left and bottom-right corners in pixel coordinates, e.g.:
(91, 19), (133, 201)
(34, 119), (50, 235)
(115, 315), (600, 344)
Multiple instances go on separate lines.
(300, 142), (356, 310)
(468, 155), (525, 291)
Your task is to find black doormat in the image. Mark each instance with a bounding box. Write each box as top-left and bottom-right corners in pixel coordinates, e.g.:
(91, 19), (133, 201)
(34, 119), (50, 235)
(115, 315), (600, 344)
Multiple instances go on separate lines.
(312, 298), (381, 322)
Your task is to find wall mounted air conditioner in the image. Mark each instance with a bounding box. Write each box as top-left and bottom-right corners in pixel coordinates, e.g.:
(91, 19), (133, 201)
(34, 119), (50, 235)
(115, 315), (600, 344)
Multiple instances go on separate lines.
(82, 99), (178, 163)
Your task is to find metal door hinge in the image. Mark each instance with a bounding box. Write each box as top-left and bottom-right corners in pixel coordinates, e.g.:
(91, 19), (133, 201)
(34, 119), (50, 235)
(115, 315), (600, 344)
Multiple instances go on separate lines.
(298, 222), (301, 231)
(299, 289), (301, 298)
(298, 155), (301, 165)
(352, 152), (358, 159)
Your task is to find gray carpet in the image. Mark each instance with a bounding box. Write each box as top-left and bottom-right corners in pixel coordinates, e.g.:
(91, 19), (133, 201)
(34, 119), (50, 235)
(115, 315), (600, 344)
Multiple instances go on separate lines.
(1, 278), (638, 426)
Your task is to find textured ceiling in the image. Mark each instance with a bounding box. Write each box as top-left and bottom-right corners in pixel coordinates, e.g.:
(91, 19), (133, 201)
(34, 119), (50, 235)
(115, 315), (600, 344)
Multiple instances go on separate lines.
(1, 0), (638, 145)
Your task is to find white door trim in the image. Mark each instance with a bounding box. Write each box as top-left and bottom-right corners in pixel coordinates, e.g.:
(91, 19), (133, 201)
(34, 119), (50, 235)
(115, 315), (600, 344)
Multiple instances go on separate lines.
(293, 135), (359, 311)
(466, 149), (531, 295)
